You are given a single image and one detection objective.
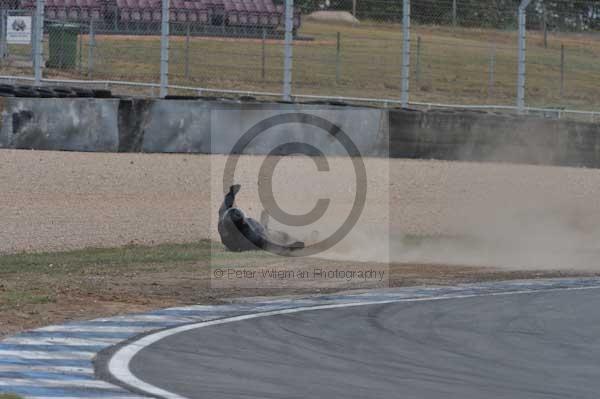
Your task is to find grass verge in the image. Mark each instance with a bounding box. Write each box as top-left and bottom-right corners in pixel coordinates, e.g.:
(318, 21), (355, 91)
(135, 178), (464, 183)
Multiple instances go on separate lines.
(0, 239), (596, 338)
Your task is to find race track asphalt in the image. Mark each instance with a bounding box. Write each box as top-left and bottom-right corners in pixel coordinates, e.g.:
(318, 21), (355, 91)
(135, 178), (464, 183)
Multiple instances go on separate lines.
(129, 288), (600, 398)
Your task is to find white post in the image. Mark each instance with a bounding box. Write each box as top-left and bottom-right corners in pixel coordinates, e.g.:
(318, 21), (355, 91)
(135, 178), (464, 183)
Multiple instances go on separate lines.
(0, 10), (7, 59)
(159, 0), (169, 98)
(401, 0), (410, 107)
(34, 0), (45, 84)
(488, 41), (495, 98)
(517, 0), (531, 113)
(452, 0), (456, 26)
(87, 19), (95, 78)
(282, 0), (294, 101)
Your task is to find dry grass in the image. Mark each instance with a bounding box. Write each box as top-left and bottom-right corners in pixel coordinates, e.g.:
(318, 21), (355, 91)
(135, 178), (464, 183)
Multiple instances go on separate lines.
(1, 239), (595, 339)
(4, 21), (598, 109)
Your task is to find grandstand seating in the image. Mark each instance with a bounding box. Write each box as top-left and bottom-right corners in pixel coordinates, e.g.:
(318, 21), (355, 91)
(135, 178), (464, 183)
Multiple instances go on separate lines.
(18, 0), (300, 31)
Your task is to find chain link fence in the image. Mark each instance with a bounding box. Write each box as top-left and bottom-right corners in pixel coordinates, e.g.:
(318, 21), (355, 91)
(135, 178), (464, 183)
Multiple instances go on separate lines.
(408, 1), (520, 108)
(0, 0), (599, 116)
(523, 0), (600, 112)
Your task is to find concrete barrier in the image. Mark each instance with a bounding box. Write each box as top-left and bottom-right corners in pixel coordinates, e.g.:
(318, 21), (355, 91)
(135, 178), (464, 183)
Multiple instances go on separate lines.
(208, 102), (388, 157)
(388, 108), (600, 168)
(0, 97), (119, 152)
(0, 96), (599, 169)
(133, 100), (388, 156)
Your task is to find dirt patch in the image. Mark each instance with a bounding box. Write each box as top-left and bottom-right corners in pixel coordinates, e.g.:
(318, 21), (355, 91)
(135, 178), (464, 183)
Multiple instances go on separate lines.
(2, 149), (600, 337)
(4, 150), (600, 269)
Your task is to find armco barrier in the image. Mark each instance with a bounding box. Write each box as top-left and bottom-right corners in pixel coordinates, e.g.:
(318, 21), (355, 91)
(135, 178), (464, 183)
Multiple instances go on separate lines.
(0, 96), (599, 168)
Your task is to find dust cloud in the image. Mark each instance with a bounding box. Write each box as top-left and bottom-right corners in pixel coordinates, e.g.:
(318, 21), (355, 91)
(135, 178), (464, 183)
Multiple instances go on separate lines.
(3, 149), (599, 271)
(212, 154), (600, 270)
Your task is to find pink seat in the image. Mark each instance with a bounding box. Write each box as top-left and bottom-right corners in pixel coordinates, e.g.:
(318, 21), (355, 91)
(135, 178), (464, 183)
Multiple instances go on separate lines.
(117, 0), (130, 20)
(76, 0), (88, 16)
(212, 0), (224, 20)
(116, 0), (126, 17)
(149, 0), (161, 21)
(64, 0), (79, 19)
(198, 8), (208, 23)
(126, 0), (140, 21)
(138, 0), (151, 21)
(232, 0), (245, 25)
(200, 0), (213, 17)
(224, 0), (237, 24)
(43, 0), (55, 14)
(254, 0), (269, 25)
(185, 1), (197, 22)
(76, 0), (90, 19)
(243, 0), (257, 24)
(171, 0), (187, 21)
(54, 0), (67, 19)
(264, 1), (277, 26)
(86, 0), (100, 19)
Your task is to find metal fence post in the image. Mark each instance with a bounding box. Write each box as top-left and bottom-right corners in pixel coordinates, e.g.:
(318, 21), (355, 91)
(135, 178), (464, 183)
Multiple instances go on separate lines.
(0, 10), (7, 60)
(282, 0), (293, 101)
(415, 35), (421, 83)
(78, 24), (83, 73)
(452, 0), (457, 26)
(517, 0), (531, 113)
(87, 19), (95, 78)
(261, 28), (266, 81)
(159, 0), (170, 98)
(335, 32), (341, 85)
(542, 1), (547, 48)
(185, 23), (191, 80)
(33, 0), (45, 85)
(401, 0), (410, 107)
(488, 41), (496, 98)
(560, 43), (565, 98)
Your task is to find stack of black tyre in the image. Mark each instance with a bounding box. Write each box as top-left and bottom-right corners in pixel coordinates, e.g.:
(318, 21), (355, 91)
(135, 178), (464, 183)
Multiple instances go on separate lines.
(0, 84), (112, 98)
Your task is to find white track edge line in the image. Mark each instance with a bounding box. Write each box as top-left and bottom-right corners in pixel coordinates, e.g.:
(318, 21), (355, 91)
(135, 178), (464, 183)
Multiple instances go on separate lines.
(107, 284), (600, 399)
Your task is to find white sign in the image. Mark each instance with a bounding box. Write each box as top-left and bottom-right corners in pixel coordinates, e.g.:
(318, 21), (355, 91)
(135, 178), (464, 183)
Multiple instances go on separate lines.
(7, 16), (32, 45)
